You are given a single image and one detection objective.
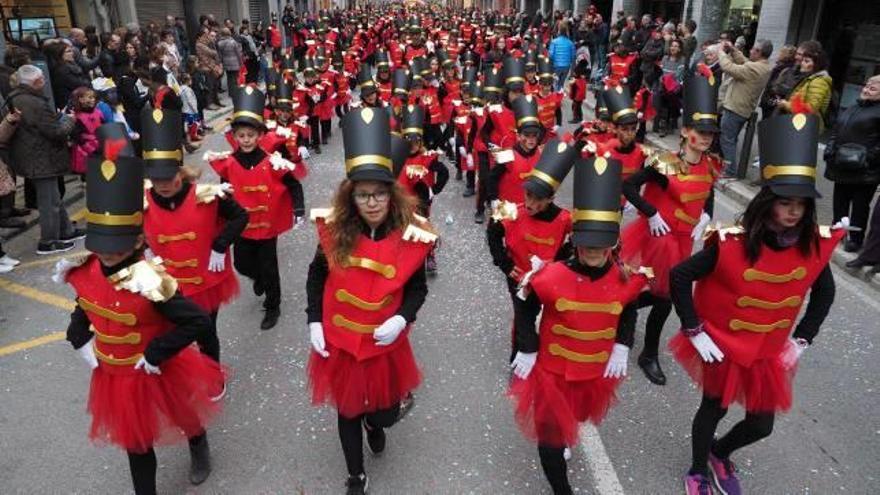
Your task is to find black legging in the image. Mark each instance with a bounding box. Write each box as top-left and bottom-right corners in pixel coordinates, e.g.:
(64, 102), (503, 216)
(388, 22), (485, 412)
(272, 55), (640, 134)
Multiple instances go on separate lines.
(337, 403), (401, 476)
(832, 182), (878, 245)
(689, 395), (775, 475)
(128, 448), (157, 495)
(538, 445), (573, 495)
(636, 292), (673, 357)
(196, 311), (221, 362)
(476, 151), (490, 215)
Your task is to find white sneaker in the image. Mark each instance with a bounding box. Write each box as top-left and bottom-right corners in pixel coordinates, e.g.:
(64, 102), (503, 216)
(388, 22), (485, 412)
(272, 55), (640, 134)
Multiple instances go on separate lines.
(0, 263), (12, 273)
(563, 447), (572, 460)
(0, 254), (20, 266)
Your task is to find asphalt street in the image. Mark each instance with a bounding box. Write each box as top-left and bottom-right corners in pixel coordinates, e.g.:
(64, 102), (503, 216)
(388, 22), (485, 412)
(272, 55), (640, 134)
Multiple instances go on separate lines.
(0, 107), (878, 495)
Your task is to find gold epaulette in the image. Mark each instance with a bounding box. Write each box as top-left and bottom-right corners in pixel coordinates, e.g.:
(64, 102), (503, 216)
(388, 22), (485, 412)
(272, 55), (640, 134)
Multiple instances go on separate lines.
(491, 201), (518, 222)
(310, 207), (334, 223)
(195, 183), (228, 204)
(621, 264), (655, 279)
(703, 224), (745, 243)
(646, 150), (685, 176)
(109, 259), (178, 303)
(402, 222), (438, 244)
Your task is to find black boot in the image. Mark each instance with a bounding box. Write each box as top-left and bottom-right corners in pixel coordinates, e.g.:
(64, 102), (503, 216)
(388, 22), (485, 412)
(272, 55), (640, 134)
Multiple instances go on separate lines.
(462, 187), (475, 197)
(637, 353), (667, 386)
(261, 307), (280, 330)
(363, 419), (386, 455)
(345, 473), (369, 495)
(846, 258), (870, 269)
(188, 434), (211, 486)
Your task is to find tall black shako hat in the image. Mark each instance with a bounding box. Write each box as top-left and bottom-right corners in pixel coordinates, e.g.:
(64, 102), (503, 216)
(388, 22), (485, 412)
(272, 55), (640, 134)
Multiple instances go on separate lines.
(375, 50), (391, 70)
(484, 66), (504, 95)
(512, 95), (541, 132)
(400, 104), (425, 141)
(595, 90), (611, 121)
(140, 104), (182, 180)
(502, 56), (526, 92)
(231, 85), (266, 131)
(357, 63), (377, 96)
(602, 85), (637, 125)
(537, 55), (554, 83)
(758, 113), (821, 198)
(392, 68), (411, 96)
(85, 123), (144, 254)
(572, 153), (623, 248)
(682, 66), (720, 132)
(524, 137), (578, 199)
(342, 107), (394, 183)
(390, 132), (409, 178)
(274, 78), (295, 110)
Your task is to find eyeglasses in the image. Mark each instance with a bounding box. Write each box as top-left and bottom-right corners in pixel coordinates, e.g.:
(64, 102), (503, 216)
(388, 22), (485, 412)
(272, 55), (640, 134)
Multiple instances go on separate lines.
(353, 190), (391, 205)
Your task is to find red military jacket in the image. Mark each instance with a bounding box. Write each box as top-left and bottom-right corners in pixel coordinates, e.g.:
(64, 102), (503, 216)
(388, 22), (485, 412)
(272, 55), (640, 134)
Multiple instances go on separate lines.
(441, 78), (461, 122)
(536, 91), (564, 133)
(316, 212), (435, 361)
(693, 227), (844, 367)
(377, 80), (393, 103)
(606, 53), (638, 87)
(404, 45), (427, 63)
(605, 141), (647, 205)
(144, 185), (236, 305)
(411, 86), (443, 124)
(569, 77), (587, 102)
(497, 147), (541, 204)
(501, 204), (572, 272)
(210, 154), (294, 240)
(487, 103), (517, 148)
(66, 256), (176, 375)
(398, 150), (442, 197)
(525, 79), (541, 96)
(530, 261), (647, 381)
(641, 152), (721, 234)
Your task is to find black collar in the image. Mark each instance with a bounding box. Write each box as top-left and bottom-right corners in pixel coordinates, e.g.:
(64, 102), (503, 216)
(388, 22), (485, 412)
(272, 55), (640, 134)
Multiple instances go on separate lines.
(564, 258), (613, 280)
(233, 147), (267, 169)
(150, 180), (191, 211)
(531, 202), (561, 222)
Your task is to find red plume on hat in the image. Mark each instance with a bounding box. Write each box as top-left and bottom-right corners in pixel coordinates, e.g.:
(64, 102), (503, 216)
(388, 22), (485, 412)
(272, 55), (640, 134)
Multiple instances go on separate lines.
(696, 63), (715, 85)
(789, 93), (813, 115)
(103, 138), (127, 162)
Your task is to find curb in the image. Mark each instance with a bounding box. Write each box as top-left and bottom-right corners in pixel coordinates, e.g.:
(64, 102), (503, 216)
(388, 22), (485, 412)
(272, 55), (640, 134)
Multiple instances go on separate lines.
(1, 105), (235, 244)
(592, 100), (880, 291)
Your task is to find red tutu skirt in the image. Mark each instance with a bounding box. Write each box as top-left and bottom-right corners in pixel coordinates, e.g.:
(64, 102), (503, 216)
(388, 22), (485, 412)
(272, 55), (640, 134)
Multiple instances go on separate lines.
(619, 217), (693, 297)
(308, 339), (422, 419)
(186, 276), (240, 313)
(669, 333), (797, 413)
(509, 365), (622, 448)
(87, 346), (225, 453)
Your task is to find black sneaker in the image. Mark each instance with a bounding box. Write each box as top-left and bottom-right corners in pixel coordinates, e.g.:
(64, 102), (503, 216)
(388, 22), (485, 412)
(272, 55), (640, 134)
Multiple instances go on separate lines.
(36, 240), (75, 255)
(0, 217), (26, 229)
(474, 211), (485, 224)
(363, 419), (386, 455)
(345, 474), (369, 495)
(261, 307), (280, 330)
(60, 228), (86, 242)
(462, 187), (475, 197)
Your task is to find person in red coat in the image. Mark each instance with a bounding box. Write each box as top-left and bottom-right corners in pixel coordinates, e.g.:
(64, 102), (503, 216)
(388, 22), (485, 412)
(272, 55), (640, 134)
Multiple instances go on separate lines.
(59, 123), (224, 494)
(306, 108), (437, 495)
(487, 137), (577, 361)
(141, 107), (247, 363)
(510, 153), (651, 495)
(487, 95), (543, 205)
(535, 59), (564, 139)
(670, 113), (843, 495)
(598, 85), (648, 205)
(620, 70), (722, 386)
(207, 86), (306, 330)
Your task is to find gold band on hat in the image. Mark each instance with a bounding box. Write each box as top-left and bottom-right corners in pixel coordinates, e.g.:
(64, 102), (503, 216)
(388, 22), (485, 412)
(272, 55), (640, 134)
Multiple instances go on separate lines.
(762, 165), (817, 180)
(143, 149), (182, 161)
(691, 112), (718, 121)
(233, 110), (265, 123)
(517, 116), (540, 127)
(85, 210), (144, 226)
(572, 209), (622, 223)
(345, 154), (393, 172)
(506, 76), (525, 84)
(528, 169), (560, 190)
(612, 108), (637, 122)
(401, 127), (424, 135)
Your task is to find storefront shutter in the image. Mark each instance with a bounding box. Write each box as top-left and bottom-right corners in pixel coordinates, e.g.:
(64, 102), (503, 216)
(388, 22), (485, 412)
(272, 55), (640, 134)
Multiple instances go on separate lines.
(135, 0), (184, 25)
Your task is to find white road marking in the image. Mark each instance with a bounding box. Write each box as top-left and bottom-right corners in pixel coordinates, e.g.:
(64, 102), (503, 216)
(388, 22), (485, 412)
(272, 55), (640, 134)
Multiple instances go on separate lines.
(579, 423), (626, 495)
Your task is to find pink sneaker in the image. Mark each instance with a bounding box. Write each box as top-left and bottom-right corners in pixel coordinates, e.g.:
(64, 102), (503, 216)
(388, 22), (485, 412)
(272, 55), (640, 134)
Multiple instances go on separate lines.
(708, 452), (741, 495)
(683, 472), (714, 495)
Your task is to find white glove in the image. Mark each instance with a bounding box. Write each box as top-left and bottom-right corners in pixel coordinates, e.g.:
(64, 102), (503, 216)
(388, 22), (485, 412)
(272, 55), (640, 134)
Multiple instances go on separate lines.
(207, 250), (226, 272)
(603, 343), (629, 378)
(449, 137), (457, 149)
(781, 338), (808, 369)
(298, 145), (310, 160)
(511, 351), (537, 379)
(265, 120), (277, 130)
(584, 140), (597, 154)
(552, 124), (559, 133)
(466, 154), (474, 168)
(832, 216), (850, 230)
(143, 247), (156, 261)
(431, 79), (440, 88)
(134, 356), (162, 375)
(216, 182), (234, 198)
(269, 152), (296, 171)
(490, 199), (501, 212)
(309, 322), (329, 357)
(691, 212), (711, 241)
(373, 315), (407, 346)
(648, 213), (671, 236)
(275, 126), (292, 138)
(689, 332), (725, 363)
(623, 201), (636, 215)
(310, 93), (320, 102)
(202, 150), (232, 162)
(294, 216), (305, 229)
(77, 338), (98, 370)
(459, 146), (468, 157)
(622, 77), (628, 84)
